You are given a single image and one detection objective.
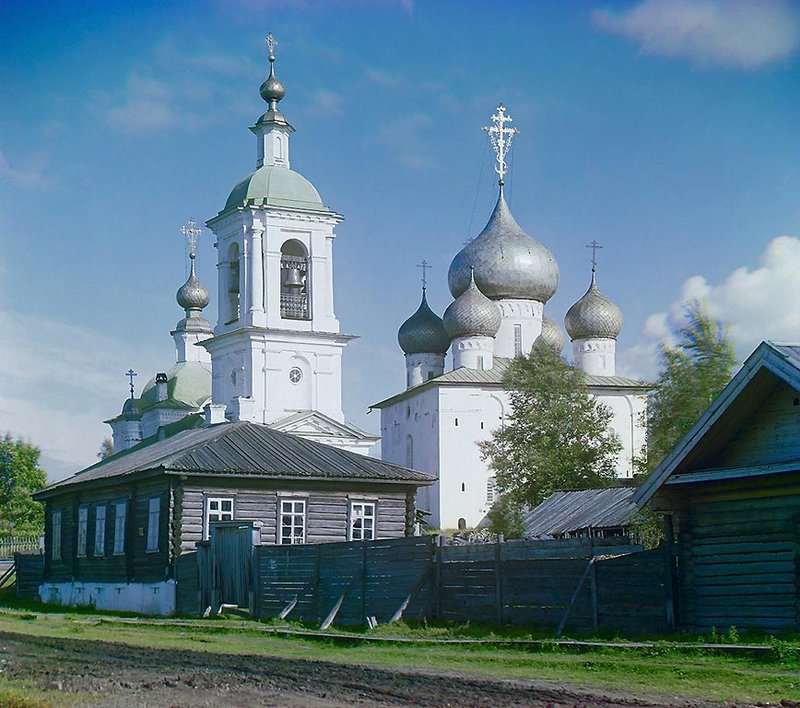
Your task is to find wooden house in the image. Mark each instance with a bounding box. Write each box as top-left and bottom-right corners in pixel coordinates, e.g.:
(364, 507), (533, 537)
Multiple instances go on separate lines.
(32, 416), (434, 615)
(634, 341), (800, 633)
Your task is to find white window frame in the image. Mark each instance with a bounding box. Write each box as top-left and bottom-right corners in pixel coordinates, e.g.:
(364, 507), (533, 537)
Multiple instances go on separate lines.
(205, 497), (234, 538)
(486, 476), (497, 506)
(113, 501), (127, 556)
(76, 505), (88, 558)
(94, 505), (106, 557)
(514, 324), (523, 356)
(349, 501), (376, 541)
(279, 499), (306, 545)
(146, 496), (160, 553)
(51, 510), (62, 561)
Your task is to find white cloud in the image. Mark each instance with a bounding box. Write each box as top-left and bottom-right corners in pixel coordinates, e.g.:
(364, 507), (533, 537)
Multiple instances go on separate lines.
(593, 0), (800, 69)
(307, 89), (345, 117)
(105, 73), (180, 134)
(618, 235), (800, 381)
(0, 150), (51, 189)
(378, 113), (433, 170)
(0, 307), (164, 482)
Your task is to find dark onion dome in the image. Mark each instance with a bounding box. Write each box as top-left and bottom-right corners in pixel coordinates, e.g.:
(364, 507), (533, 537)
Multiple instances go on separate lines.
(564, 271), (623, 341)
(260, 53), (285, 106)
(121, 397), (142, 421)
(398, 290), (450, 355)
(443, 271), (501, 339)
(176, 256), (210, 313)
(537, 314), (566, 351)
(448, 189), (559, 303)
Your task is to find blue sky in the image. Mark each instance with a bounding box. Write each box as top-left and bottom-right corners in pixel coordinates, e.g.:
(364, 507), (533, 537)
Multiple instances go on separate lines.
(1, 0), (798, 480)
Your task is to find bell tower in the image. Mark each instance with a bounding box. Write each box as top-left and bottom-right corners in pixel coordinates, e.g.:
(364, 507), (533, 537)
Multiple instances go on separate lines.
(202, 35), (354, 426)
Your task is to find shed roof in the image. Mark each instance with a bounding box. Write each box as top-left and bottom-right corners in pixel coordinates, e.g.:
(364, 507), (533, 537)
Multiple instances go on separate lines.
(36, 419), (434, 498)
(522, 487), (637, 537)
(371, 357), (648, 408)
(633, 341), (800, 507)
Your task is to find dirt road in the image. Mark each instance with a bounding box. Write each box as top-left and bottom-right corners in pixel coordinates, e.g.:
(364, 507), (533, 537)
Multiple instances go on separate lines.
(0, 630), (726, 707)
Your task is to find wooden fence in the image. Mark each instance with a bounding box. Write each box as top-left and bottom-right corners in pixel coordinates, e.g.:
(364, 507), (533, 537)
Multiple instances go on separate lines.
(13, 553), (44, 599)
(252, 536), (671, 634)
(0, 536), (40, 559)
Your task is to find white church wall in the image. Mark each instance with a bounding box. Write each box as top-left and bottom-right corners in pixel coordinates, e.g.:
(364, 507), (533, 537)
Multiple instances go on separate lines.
(591, 389), (647, 479)
(494, 299), (543, 358)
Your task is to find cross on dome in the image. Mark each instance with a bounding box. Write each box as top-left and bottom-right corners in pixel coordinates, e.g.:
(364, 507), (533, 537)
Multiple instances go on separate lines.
(266, 33), (277, 61)
(416, 259), (431, 290)
(180, 217), (202, 259)
(586, 240), (603, 273)
(125, 369), (138, 399)
(483, 104), (518, 186)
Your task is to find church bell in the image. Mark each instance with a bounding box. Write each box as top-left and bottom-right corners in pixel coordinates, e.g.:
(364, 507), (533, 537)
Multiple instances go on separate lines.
(282, 266), (304, 289)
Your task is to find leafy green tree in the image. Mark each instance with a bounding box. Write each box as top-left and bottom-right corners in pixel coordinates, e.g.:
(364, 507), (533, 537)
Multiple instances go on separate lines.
(641, 301), (736, 475)
(98, 437), (114, 460)
(486, 494), (525, 539)
(480, 344), (622, 508)
(0, 435), (47, 536)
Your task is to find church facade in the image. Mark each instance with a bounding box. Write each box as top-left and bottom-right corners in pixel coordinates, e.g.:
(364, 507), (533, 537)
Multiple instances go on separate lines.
(373, 106), (647, 530)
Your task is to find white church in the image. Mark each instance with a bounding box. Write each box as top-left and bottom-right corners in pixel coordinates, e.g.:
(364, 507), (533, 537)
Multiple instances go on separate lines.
(372, 107), (647, 530)
(107, 37), (377, 456)
(106, 40), (646, 533)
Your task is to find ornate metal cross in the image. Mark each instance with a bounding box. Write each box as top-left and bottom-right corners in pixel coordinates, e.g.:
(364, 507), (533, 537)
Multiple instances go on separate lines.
(416, 259), (431, 290)
(126, 369), (138, 399)
(266, 33), (277, 61)
(483, 104), (518, 185)
(180, 217), (202, 258)
(586, 240), (603, 271)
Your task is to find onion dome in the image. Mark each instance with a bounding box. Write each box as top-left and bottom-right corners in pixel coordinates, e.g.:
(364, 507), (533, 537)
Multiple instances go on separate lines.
(564, 271), (623, 341)
(443, 270), (501, 339)
(176, 255), (210, 314)
(448, 189), (559, 303)
(398, 290), (450, 355)
(260, 54), (285, 107)
(121, 397), (142, 421)
(537, 314), (566, 351)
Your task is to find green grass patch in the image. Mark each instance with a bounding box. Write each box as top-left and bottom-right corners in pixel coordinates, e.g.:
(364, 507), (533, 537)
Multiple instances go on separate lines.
(0, 609), (799, 703)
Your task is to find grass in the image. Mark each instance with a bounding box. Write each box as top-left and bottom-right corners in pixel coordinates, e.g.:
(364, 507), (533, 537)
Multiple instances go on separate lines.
(0, 600), (799, 704)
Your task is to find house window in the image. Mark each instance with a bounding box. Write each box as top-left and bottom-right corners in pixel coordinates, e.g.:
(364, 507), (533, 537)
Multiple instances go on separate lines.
(77, 505), (88, 557)
(94, 505), (106, 557)
(113, 501), (127, 555)
(279, 499), (306, 545)
(51, 510), (62, 561)
(486, 477), (497, 506)
(514, 324), (523, 356)
(146, 497), (160, 552)
(350, 502), (376, 541)
(206, 497), (234, 538)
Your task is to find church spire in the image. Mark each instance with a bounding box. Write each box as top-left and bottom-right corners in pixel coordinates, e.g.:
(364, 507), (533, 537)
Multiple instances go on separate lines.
(251, 32), (295, 169)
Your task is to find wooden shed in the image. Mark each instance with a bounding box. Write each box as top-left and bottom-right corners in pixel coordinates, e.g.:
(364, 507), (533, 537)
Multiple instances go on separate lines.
(634, 341), (800, 633)
(32, 416), (434, 615)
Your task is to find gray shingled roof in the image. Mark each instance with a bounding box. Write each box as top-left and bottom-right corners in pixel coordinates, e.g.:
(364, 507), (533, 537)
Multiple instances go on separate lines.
(372, 357), (649, 408)
(522, 487), (637, 538)
(36, 420), (434, 498)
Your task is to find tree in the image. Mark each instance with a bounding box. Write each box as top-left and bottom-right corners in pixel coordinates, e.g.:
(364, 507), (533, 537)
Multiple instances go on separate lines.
(480, 344), (622, 508)
(486, 494), (525, 539)
(641, 301), (736, 476)
(98, 437), (114, 460)
(0, 435), (47, 536)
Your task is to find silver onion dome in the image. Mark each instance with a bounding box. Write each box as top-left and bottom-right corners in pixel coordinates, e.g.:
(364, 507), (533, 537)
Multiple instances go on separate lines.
(448, 189), (559, 303)
(398, 290), (450, 355)
(564, 271), (623, 341)
(443, 271), (501, 339)
(537, 314), (566, 352)
(176, 256), (210, 313)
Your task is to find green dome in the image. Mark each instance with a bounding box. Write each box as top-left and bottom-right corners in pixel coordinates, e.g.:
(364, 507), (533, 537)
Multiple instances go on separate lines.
(223, 166), (328, 213)
(140, 362), (211, 411)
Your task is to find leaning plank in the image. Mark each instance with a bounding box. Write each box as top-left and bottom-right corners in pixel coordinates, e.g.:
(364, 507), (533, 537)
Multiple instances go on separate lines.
(557, 557), (596, 636)
(278, 595), (299, 619)
(320, 568), (364, 630)
(389, 567), (433, 623)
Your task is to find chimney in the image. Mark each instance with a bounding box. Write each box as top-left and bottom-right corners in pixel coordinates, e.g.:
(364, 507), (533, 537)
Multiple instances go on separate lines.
(204, 403), (227, 425)
(155, 372), (168, 402)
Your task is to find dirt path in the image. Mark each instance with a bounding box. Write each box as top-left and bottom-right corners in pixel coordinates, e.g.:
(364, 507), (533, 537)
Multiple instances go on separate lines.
(0, 630), (727, 707)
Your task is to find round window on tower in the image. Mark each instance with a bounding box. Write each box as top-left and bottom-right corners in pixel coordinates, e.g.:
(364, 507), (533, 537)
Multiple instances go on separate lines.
(289, 367), (303, 385)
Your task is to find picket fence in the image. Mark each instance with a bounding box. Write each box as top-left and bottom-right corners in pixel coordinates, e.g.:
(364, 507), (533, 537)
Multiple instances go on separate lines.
(0, 536), (40, 559)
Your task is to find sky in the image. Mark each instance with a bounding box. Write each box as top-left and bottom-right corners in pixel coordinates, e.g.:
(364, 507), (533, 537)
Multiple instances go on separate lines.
(1, 0), (798, 481)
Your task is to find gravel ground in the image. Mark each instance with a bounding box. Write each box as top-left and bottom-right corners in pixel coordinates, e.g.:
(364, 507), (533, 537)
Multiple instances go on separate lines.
(0, 630), (732, 707)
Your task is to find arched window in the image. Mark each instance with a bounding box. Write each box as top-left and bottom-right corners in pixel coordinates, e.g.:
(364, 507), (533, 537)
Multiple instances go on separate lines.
(280, 240), (309, 320)
(227, 243), (240, 323)
(405, 435), (413, 468)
